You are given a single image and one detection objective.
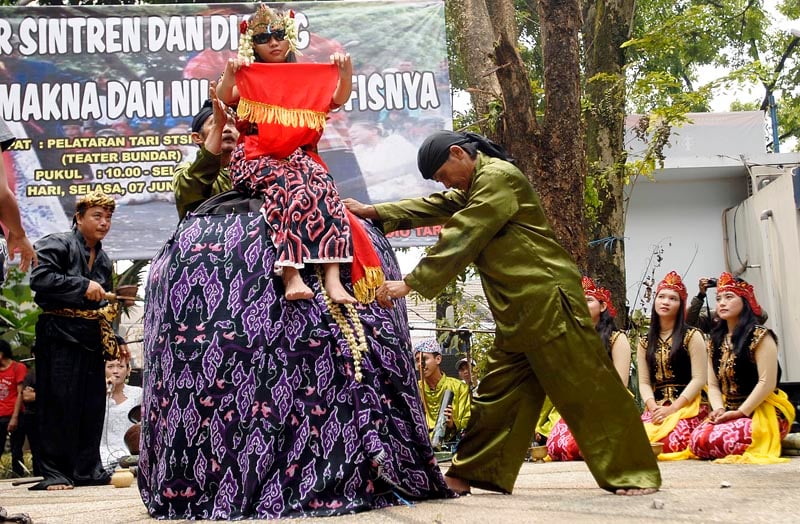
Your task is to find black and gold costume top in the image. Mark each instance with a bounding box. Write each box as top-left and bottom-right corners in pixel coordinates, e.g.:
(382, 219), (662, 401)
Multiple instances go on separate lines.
(712, 326), (775, 411)
(647, 328), (701, 404)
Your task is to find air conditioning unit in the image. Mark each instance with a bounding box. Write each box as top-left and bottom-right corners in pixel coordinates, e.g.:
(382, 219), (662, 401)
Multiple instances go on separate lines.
(749, 166), (784, 195)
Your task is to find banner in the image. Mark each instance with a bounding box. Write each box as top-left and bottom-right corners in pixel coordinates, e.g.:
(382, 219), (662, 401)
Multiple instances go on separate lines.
(0, 1), (451, 259)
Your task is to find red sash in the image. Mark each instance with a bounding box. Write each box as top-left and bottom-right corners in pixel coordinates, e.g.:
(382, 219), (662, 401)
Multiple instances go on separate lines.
(236, 63), (338, 160)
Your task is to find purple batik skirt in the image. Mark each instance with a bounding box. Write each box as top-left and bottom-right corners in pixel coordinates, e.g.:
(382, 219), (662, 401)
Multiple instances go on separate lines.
(138, 210), (451, 519)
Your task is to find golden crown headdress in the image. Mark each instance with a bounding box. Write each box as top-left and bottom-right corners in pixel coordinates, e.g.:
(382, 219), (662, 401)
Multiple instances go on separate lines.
(238, 4), (299, 62)
(717, 272), (763, 317)
(581, 276), (617, 318)
(655, 270), (687, 302)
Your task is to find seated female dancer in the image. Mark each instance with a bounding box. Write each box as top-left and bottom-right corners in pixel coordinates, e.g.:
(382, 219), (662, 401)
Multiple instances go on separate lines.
(547, 276), (631, 460)
(638, 271), (708, 459)
(689, 273), (795, 462)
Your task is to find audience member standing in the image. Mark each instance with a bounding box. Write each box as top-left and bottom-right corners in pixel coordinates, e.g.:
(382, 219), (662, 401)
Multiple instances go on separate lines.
(28, 191), (127, 490)
(0, 340), (26, 477)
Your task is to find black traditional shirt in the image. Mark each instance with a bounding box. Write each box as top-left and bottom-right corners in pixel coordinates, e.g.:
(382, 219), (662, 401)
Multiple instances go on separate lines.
(712, 326), (775, 411)
(30, 229), (113, 351)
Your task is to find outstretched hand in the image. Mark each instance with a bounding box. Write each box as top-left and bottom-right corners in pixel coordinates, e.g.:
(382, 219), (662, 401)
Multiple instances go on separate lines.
(375, 281), (411, 309)
(6, 231), (37, 273)
(203, 81), (232, 156)
(331, 52), (353, 106)
(343, 198), (378, 220)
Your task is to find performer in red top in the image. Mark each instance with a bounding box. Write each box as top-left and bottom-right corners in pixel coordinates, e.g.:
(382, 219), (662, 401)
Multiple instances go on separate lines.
(217, 5), (382, 304)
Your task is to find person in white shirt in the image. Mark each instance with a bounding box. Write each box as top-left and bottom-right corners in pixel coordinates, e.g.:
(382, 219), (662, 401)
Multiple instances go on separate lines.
(99, 347), (142, 472)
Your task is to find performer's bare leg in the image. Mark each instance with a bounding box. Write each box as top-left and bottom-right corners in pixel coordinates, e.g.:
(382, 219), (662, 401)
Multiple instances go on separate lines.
(282, 267), (313, 301)
(444, 475), (471, 496)
(323, 263), (356, 304)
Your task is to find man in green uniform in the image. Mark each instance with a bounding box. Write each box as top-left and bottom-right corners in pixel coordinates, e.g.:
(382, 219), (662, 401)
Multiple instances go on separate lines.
(345, 131), (660, 496)
(172, 85), (238, 220)
(414, 338), (471, 446)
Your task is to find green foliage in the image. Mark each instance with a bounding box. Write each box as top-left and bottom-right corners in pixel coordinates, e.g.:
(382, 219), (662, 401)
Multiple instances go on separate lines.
(625, 0), (800, 151)
(0, 268), (41, 359)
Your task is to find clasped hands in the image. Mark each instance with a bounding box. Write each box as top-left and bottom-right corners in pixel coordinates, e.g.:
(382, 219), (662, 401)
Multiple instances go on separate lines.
(706, 407), (745, 424)
(649, 404), (677, 425)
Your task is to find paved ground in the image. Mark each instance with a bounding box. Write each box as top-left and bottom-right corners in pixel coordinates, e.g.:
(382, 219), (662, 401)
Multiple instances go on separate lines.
(1, 458), (798, 523)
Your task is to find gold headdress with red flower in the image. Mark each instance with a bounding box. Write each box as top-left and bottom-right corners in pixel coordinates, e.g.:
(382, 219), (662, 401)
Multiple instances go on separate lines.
(655, 270), (687, 303)
(717, 272), (763, 317)
(582, 276), (617, 318)
(238, 4), (299, 62)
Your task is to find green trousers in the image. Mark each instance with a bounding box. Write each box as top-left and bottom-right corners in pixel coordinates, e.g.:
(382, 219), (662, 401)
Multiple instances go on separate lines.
(448, 309), (661, 493)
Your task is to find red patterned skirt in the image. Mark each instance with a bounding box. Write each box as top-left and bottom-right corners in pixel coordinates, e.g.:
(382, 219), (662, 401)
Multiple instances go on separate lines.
(230, 144), (352, 271)
(689, 409), (790, 459)
(546, 418), (581, 461)
(641, 404), (710, 453)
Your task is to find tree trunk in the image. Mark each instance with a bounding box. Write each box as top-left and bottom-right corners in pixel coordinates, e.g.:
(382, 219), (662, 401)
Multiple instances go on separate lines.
(452, 0), (587, 265)
(485, 0), (542, 191)
(582, 0), (635, 323)
(448, 0), (503, 128)
(534, 0), (587, 266)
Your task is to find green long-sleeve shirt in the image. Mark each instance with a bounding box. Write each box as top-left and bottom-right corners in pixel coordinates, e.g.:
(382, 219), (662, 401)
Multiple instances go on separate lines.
(419, 374), (471, 440)
(172, 146), (232, 220)
(375, 152), (592, 351)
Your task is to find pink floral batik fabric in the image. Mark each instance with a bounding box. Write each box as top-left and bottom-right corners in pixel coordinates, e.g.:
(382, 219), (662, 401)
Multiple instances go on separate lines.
(689, 410), (790, 459)
(641, 404), (710, 453)
(546, 418), (581, 461)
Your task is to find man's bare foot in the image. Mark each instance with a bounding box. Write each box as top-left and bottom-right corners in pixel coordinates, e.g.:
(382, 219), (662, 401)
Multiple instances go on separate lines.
(282, 268), (314, 301)
(615, 487), (658, 496)
(325, 281), (357, 304)
(46, 484), (74, 491)
(445, 475), (471, 495)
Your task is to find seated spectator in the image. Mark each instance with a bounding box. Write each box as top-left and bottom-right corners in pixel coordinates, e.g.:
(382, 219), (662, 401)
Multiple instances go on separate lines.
(689, 273), (795, 462)
(534, 396), (559, 446)
(687, 277), (768, 334)
(456, 357), (478, 393)
(0, 340), (26, 477)
(99, 346), (142, 472)
(414, 339), (471, 448)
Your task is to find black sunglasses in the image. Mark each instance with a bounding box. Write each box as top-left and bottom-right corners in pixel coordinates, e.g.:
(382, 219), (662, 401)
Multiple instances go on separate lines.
(252, 29), (286, 45)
